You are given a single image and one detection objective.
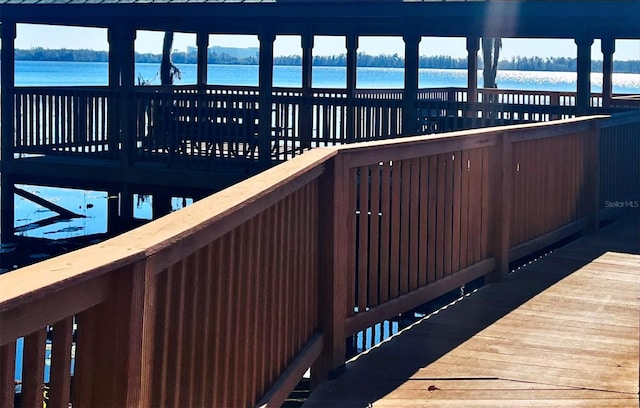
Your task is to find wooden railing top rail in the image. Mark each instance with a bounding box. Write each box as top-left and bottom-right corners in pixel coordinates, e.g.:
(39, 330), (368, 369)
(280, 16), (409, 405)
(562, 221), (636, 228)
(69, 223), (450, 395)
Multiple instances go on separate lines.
(0, 147), (336, 345)
(1, 116), (605, 320)
(0, 115), (610, 310)
(601, 109), (640, 127)
(337, 115), (604, 166)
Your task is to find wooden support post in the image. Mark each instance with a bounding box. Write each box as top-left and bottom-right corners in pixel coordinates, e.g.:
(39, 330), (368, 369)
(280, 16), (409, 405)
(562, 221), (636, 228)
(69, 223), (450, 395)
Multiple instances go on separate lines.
(73, 261), (148, 407)
(0, 174), (14, 244)
(1, 21), (16, 164)
(152, 193), (173, 219)
(466, 36), (480, 117)
(312, 154), (352, 387)
(489, 133), (512, 282)
(107, 190), (120, 234)
(601, 38), (615, 109)
(109, 25), (137, 167)
(1, 22), (16, 244)
(120, 185), (134, 228)
(575, 36), (594, 116)
(301, 32), (314, 150)
(346, 35), (358, 142)
(197, 32), (209, 87)
(258, 30), (275, 169)
(403, 33), (420, 136)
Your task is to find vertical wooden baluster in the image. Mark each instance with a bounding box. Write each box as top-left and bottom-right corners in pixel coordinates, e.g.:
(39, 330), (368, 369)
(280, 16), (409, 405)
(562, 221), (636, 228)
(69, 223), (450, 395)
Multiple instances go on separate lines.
(435, 154), (447, 280)
(22, 329), (46, 408)
(390, 160), (402, 298)
(459, 151), (470, 270)
(379, 161), (391, 303)
(427, 155), (438, 283)
(183, 252), (199, 408)
(49, 317), (73, 408)
(357, 166), (370, 309)
(368, 163), (381, 306)
(444, 153), (454, 277)
(399, 159), (411, 295)
(418, 156), (429, 287)
(0, 342), (16, 408)
(480, 147), (491, 259)
(451, 151), (462, 274)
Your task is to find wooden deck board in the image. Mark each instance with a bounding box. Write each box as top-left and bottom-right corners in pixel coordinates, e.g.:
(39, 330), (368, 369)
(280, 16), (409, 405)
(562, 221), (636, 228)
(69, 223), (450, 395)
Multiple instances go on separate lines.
(304, 214), (639, 407)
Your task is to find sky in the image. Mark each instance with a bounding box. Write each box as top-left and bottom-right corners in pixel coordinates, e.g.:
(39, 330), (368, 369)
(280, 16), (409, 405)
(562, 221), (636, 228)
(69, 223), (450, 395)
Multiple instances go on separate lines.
(14, 23), (640, 61)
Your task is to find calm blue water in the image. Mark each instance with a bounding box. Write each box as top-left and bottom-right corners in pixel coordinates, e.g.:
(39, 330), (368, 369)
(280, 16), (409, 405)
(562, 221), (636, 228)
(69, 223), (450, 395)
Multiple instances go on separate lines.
(14, 60), (640, 93)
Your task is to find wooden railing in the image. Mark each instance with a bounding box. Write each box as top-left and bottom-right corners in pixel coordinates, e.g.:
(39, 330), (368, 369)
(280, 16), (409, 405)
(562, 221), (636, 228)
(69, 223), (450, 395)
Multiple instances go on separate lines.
(0, 147), (334, 407)
(11, 85), (633, 173)
(3, 112), (638, 407)
(13, 87), (116, 158)
(599, 110), (640, 219)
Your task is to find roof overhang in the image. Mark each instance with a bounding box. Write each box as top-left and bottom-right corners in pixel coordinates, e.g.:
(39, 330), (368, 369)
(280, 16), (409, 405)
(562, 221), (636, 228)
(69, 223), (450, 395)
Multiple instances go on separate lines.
(1, 1), (639, 40)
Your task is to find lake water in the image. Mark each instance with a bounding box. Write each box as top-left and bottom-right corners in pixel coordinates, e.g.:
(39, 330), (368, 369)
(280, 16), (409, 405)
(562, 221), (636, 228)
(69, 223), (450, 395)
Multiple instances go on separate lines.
(2, 61), (640, 265)
(13, 60), (640, 93)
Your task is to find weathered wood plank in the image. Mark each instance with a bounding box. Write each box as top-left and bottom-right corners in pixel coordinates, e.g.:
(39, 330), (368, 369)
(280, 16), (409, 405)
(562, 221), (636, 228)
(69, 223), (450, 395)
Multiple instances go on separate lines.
(305, 214), (639, 407)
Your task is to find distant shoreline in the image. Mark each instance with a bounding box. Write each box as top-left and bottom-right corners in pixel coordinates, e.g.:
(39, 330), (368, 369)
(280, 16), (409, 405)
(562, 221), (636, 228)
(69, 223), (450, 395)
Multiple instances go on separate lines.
(15, 48), (640, 74)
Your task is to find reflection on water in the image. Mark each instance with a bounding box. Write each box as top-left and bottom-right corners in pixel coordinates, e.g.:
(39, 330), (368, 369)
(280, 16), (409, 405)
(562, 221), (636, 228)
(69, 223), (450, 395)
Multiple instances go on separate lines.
(1, 184), (194, 272)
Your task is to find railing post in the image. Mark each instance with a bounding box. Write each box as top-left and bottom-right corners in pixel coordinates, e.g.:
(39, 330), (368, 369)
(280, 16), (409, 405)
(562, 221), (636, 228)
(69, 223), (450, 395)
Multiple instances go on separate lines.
(489, 133), (512, 282)
(73, 260), (148, 407)
(312, 153), (351, 386)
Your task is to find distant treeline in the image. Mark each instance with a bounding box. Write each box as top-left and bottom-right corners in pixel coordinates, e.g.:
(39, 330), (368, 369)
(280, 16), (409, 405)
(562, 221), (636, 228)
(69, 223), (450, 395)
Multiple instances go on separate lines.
(15, 48), (640, 73)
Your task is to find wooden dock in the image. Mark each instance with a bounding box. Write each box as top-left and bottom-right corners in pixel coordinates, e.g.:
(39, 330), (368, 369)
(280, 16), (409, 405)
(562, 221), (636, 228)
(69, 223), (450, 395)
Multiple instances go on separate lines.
(304, 213), (640, 408)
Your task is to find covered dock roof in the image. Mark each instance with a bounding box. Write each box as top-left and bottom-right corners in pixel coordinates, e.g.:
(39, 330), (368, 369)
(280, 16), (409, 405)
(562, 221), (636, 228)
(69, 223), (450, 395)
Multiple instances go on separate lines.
(1, 0), (640, 40)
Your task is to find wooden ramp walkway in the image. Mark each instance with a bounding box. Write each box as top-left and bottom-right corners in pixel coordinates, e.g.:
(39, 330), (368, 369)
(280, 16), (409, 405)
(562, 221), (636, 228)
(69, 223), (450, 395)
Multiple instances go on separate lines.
(304, 213), (640, 408)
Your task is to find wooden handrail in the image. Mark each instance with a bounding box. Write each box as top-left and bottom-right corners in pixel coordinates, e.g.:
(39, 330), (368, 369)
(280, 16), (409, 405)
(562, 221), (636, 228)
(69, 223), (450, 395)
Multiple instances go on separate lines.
(2, 113), (639, 407)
